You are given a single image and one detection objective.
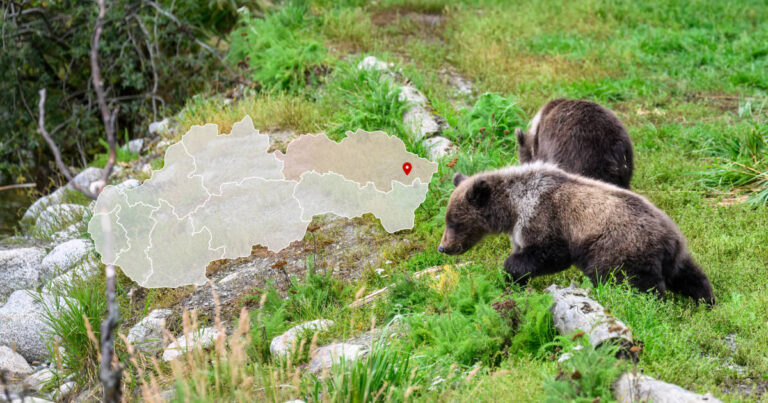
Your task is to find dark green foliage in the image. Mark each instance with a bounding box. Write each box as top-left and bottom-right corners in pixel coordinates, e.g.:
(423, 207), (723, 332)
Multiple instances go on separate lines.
(228, 6), (329, 93)
(0, 0), (244, 185)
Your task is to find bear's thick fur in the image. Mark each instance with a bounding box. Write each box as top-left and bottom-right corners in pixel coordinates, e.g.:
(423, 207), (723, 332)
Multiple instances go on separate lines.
(438, 162), (715, 304)
(516, 99), (634, 188)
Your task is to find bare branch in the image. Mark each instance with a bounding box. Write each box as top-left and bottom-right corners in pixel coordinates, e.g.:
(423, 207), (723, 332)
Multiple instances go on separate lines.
(37, 89), (99, 200)
(91, 0), (117, 193)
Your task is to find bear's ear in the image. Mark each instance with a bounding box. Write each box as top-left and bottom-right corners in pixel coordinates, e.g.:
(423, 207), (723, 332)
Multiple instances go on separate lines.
(467, 179), (491, 208)
(453, 172), (468, 187)
(515, 128), (525, 145)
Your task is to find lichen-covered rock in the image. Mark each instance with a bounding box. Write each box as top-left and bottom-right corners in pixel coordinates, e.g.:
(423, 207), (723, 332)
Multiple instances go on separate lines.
(0, 291), (71, 363)
(33, 204), (88, 237)
(0, 247), (46, 303)
(307, 343), (367, 374)
(613, 372), (723, 403)
(0, 345), (33, 378)
(128, 138), (144, 154)
(270, 319), (335, 357)
(42, 261), (100, 294)
(40, 239), (94, 279)
(357, 56), (393, 71)
(423, 136), (455, 160)
(162, 327), (222, 362)
(127, 309), (173, 352)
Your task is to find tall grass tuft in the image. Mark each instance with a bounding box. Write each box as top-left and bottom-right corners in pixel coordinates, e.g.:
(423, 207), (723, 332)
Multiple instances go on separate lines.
(36, 276), (107, 386)
(314, 338), (425, 403)
(698, 123), (768, 205)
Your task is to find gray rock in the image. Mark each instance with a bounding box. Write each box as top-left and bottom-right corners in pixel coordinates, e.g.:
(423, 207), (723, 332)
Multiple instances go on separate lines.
(21, 188), (67, 226)
(40, 239), (94, 279)
(423, 136), (455, 160)
(67, 167), (102, 193)
(49, 223), (85, 242)
(307, 343), (367, 374)
(128, 139), (144, 154)
(42, 260), (100, 294)
(149, 118), (170, 135)
(162, 327), (222, 362)
(613, 372), (722, 403)
(33, 204), (88, 237)
(126, 309), (172, 352)
(398, 85), (429, 105)
(270, 320), (335, 357)
(9, 397), (55, 403)
(0, 248), (46, 303)
(0, 291), (71, 363)
(23, 367), (55, 391)
(54, 381), (75, 400)
(0, 345), (33, 378)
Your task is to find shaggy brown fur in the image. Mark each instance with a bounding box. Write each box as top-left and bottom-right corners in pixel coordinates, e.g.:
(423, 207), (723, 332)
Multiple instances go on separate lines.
(516, 99), (634, 188)
(438, 162), (715, 304)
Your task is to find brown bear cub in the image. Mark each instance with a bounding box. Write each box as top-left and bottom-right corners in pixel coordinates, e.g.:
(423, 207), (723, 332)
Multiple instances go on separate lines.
(515, 99), (634, 188)
(438, 162), (715, 304)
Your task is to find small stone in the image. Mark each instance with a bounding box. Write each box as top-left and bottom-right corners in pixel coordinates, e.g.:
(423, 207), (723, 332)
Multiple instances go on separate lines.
(0, 247), (46, 303)
(67, 167), (103, 193)
(23, 367), (55, 391)
(127, 309), (173, 352)
(307, 343), (367, 374)
(128, 138), (144, 154)
(162, 327), (222, 362)
(270, 320), (335, 357)
(357, 56), (393, 71)
(55, 381), (76, 400)
(141, 163), (153, 175)
(0, 345), (33, 378)
(149, 118), (170, 135)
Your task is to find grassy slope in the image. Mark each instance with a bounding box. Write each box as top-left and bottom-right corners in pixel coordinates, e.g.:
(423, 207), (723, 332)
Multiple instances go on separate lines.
(98, 0), (768, 401)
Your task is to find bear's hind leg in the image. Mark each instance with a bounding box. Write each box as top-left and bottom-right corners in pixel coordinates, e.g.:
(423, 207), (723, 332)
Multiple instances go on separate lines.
(504, 243), (571, 285)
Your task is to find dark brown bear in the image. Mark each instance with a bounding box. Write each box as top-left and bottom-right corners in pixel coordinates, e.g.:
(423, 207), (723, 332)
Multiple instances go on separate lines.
(515, 99), (634, 188)
(437, 162), (715, 304)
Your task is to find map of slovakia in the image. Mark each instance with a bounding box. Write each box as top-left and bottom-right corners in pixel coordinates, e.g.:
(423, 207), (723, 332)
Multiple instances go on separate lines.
(88, 116), (438, 288)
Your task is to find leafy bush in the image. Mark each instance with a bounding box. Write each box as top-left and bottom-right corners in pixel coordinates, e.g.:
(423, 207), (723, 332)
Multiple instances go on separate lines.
(1, 0), (242, 184)
(228, 6), (329, 93)
(698, 122), (768, 205)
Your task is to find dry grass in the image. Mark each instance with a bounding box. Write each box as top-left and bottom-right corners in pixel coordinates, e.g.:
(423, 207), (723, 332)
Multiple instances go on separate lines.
(175, 93), (323, 139)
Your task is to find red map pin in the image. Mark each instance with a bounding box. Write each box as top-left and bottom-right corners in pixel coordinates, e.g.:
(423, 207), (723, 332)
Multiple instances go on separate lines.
(402, 162), (412, 175)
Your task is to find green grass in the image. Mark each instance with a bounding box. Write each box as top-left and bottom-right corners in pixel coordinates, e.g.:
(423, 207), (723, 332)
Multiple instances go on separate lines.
(73, 0), (768, 401)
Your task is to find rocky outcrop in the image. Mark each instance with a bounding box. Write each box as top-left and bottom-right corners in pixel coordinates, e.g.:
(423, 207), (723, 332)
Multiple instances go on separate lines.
(32, 204), (88, 239)
(126, 309), (173, 352)
(0, 248), (46, 303)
